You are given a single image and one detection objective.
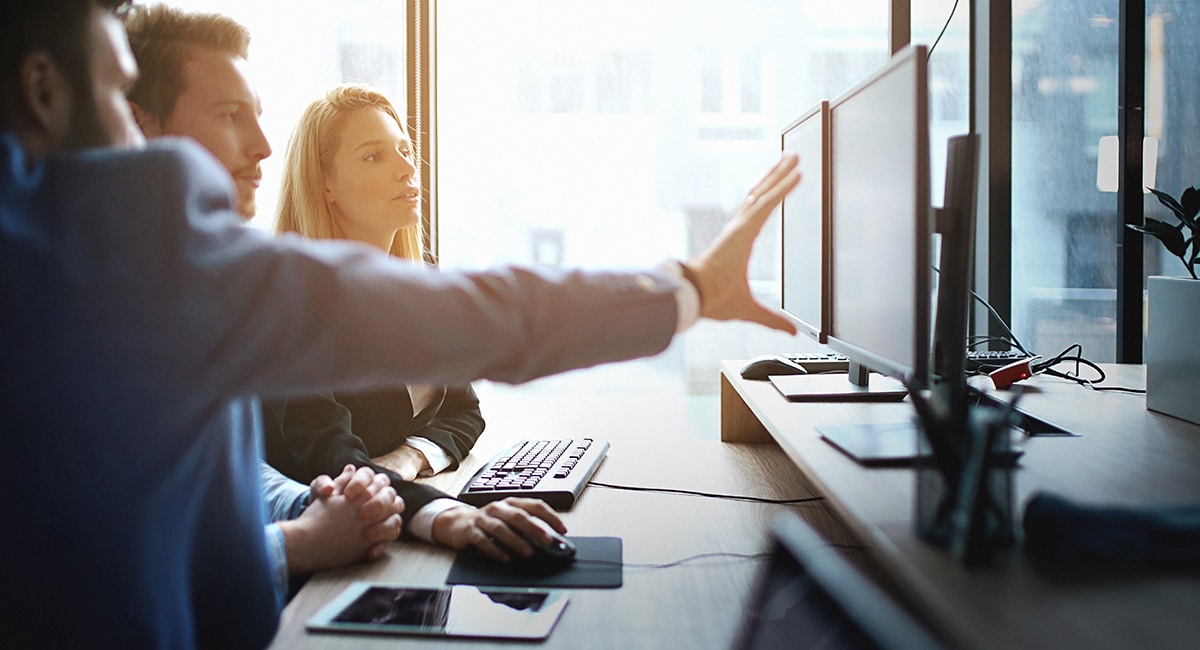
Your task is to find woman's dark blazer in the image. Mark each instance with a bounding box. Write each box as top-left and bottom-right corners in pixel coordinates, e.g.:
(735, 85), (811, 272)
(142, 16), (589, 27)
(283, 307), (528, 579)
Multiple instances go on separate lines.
(262, 384), (484, 523)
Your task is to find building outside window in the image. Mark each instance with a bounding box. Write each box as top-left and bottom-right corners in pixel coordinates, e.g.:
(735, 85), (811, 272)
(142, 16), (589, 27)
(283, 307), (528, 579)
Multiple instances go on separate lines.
(435, 0), (898, 437)
(1010, 1), (1199, 361)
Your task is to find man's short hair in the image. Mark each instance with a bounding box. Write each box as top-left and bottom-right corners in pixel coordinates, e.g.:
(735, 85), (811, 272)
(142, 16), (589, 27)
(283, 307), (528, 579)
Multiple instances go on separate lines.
(0, 0), (130, 130)
(122, 3), (250, 124)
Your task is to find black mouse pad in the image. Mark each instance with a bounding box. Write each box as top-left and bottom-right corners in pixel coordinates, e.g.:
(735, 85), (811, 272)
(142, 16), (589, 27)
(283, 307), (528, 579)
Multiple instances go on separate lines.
(446, 536), (622, 589)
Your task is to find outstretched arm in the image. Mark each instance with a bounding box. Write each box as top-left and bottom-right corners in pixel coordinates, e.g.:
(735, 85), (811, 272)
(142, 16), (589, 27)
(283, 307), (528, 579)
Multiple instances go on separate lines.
(685, 152), (802, 334)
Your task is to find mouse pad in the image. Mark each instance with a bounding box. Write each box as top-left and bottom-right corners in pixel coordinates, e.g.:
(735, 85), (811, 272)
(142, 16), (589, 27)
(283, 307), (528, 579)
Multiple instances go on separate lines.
(446, 536), (622, 589)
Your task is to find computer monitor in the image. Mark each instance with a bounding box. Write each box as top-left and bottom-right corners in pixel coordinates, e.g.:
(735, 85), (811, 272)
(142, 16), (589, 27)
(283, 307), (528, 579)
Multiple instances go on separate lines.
(735, 511), (945, 649)
(780, 102), (831, 343)
(826, 45), (931, 391)
(931, 133), (981, 420)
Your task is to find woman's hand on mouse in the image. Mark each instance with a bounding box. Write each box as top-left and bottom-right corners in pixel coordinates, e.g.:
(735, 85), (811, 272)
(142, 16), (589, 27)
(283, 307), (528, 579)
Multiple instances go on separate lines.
(431, 497), (566, 561)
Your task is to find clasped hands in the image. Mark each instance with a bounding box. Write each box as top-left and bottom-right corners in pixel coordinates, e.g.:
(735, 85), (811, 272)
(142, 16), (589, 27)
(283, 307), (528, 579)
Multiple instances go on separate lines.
(282, 464), (405, 574)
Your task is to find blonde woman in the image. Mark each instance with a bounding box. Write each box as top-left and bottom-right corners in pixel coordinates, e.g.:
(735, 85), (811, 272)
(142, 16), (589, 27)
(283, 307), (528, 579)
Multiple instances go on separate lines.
(263, 84), (565, 559)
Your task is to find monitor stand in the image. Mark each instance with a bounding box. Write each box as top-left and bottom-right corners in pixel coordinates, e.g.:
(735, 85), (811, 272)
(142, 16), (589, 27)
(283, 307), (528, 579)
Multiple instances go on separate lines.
(768, 360), (907, 402)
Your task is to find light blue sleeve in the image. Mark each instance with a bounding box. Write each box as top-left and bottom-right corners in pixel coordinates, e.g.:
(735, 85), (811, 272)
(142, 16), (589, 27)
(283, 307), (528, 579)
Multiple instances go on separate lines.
(260, 463), (309, 607)
(263, 524), (289, 610)
(261, 462), (310, 523)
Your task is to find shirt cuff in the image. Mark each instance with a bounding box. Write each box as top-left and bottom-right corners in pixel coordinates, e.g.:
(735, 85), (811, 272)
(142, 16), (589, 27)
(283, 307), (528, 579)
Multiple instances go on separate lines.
(405, 437), (453, 476)
(408, 498), (474, 543)
(260, 462), (311, 523)
(264, 524), (289, 610)
(657, 260), (700, 334)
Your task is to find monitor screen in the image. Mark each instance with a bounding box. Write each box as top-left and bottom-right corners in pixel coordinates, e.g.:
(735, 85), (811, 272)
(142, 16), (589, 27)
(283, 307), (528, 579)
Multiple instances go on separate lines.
(827, 45), (931, 388)
(780, 102), (831, 343)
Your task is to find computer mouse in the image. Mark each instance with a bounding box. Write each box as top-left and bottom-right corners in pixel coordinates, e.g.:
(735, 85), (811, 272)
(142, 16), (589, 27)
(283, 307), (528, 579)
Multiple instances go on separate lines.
(492, 526), (577, 574)
(739, 354), (809, 381)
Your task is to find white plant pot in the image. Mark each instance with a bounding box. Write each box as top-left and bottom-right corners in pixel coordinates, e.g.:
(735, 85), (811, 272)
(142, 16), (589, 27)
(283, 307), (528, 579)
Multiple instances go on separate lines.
(1146, 276), (1200, 425)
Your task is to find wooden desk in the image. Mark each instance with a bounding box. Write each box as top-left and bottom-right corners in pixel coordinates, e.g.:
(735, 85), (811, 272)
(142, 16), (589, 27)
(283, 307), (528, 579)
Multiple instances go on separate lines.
(720, 361), (1200, 649)
(269, 437), (859, 649)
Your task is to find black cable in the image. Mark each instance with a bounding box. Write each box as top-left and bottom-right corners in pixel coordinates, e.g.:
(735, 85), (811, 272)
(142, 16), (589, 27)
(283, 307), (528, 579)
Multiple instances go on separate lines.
(587, 481), (824, 505)
(830, 542), (868, 551)
(927, 0), (961, 60)
(1031, 344), (1146, 394)
(933, 264), (1031, 355)
(956, 286), (1141, 392)
(967, 335), (1022, 350)
(970, 288), (1031, 354)
(573, 552), (774, 571)
(573, 544), (866, 570)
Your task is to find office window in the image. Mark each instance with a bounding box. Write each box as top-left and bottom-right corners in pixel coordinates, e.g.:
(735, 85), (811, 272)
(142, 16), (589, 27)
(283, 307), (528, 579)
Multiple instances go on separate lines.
(156, 0), (978, 439)
(164, 0), (407, 230)
(1009, 2), (1198, 361)
(914, 0), (971, 202)
(435, 0), (891, 437)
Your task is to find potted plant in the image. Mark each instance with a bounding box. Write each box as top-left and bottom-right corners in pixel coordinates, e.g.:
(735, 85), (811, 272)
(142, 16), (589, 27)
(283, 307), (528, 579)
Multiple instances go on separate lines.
(1127, 185), (1200, 425)
(1129, 186), (1198, 279)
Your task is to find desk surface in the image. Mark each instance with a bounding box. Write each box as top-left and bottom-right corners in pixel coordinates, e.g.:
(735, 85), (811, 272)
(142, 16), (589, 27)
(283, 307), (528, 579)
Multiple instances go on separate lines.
(720, 362), (1200, 649)
(269, 437), (858, 649)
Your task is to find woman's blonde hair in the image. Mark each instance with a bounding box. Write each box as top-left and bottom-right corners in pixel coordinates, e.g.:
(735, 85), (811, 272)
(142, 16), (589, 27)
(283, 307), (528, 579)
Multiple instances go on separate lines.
(276, 83), (424, 260)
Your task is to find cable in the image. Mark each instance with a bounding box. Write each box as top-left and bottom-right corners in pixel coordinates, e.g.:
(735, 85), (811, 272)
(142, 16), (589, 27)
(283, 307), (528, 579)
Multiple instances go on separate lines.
(1031, 344), (1146, 394)
(967, 335), (1022, 350)
(587, 481), (824, 505)
(970, 288), (1031, 354)
(571, 542), (873, 573)
(572, 543), (867, 571)
(927, 0), (961, 60)
(932, 264), (1032, 355)
(573, 552), (773, 571)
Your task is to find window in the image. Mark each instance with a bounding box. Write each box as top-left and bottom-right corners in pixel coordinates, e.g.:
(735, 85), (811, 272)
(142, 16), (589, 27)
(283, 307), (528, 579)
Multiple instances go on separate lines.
(436, 0), (891, 437)
(914, 0), (971, 201)
(1009, 1), (1198, 361)
(159, 1), (1080, 440)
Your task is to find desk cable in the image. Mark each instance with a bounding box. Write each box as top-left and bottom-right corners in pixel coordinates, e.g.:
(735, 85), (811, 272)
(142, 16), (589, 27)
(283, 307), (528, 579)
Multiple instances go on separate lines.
(586, 481), (824, 505)
(573, 553), (773, 571)
(577, 483), (861, 571)
(570, 543), (865, 572)
(945, 265), (1146, 395)
(1031, 344), (1146, 394)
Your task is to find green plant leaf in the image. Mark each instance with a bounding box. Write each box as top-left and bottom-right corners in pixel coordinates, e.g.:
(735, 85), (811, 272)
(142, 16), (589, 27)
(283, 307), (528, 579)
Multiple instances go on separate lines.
(1127, 219), (1188, 256)
(1180, 186), (1200, 223)
(1149, 187), (1199, 231)
(1149, 187), (1190, 224)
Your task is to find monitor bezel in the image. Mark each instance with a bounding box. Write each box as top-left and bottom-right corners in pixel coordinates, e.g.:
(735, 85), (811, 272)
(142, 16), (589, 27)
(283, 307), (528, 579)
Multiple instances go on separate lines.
(779, 101), (832, 344)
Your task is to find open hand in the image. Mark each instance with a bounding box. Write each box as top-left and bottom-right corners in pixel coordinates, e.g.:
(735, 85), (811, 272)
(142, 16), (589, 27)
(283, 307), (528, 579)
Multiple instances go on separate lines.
(686, 152), (801, 334)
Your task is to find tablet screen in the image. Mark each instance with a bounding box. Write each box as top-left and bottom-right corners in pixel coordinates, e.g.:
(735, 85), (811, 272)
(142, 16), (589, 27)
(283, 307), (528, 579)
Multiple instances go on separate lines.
(307, 583), (569, 640)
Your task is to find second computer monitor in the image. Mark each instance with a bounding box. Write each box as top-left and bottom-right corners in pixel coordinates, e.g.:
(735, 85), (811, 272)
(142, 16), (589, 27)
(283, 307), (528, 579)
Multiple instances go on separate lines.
(827, 45), (932, 389)
(780, 101), (831, 343)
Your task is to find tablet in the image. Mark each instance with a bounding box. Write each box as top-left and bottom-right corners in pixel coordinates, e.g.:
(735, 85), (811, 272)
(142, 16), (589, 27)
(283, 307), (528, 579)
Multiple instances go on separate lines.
(306, 582), (569, 640)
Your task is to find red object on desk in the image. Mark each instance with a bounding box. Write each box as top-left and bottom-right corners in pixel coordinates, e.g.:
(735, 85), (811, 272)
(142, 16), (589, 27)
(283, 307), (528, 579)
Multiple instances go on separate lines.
(989, 356), (1037, 390)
